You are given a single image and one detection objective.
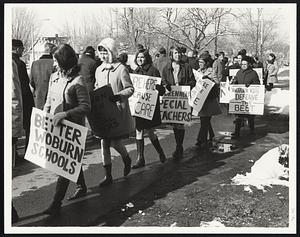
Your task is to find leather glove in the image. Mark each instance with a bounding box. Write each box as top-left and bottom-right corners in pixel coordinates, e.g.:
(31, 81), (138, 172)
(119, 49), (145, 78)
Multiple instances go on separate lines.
(109, 94), (122, 102)
(165, 84), (172, 92)
(155, 84), (165, 96)
(53, 112), (67, 126)
(245, 84), (250, 87)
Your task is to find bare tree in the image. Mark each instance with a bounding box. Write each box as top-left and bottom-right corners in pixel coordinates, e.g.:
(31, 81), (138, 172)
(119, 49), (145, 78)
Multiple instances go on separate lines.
(12, 7), (40, 56)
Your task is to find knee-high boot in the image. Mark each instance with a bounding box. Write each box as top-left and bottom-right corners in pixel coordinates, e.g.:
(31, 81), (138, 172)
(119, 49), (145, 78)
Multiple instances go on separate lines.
(43, 176), (69, 215)
(151, 138), (166, 163)
(132, 139), (145, 169)
(173, 128), (184, 160)
(99, 164), (113, 187)
(232, 117), (242, 139)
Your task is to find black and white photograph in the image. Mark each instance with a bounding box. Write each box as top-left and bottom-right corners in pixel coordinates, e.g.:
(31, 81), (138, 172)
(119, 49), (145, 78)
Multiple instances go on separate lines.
(4, 2), (297, 234)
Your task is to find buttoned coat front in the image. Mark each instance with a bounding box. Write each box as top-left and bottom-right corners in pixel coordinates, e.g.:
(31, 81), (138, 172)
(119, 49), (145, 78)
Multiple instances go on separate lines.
(44, 72), (91, 126)
(94, 62), (135, 137)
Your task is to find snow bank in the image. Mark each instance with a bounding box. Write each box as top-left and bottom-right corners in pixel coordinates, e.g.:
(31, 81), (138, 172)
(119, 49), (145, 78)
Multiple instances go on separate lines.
(200, 218), (225, 227)
(231, 145), (289, 191)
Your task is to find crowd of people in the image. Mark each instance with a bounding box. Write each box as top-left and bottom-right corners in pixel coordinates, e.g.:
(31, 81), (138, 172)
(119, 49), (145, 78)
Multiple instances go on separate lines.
(11, 37), (279, 222)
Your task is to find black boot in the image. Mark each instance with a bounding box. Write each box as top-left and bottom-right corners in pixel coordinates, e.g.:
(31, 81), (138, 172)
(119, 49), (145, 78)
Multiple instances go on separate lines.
(248, 116), (255, 135)
(132, 139), (145, 169)
(67, 169), (87, 200)
(122, 155), (132, 176)
(172, 129), (185, 160)
(151, 138), (166, 163)
(99, 164), (113, 187)
(232, 118), (241, 139)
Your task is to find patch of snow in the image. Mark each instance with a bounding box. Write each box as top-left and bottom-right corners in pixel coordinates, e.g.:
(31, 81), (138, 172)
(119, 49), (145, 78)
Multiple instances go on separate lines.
(200, 218), (225, 227)
(126, 202), (134, 208)
(231, 146), (289, 191)
(170, 222), (177, 227)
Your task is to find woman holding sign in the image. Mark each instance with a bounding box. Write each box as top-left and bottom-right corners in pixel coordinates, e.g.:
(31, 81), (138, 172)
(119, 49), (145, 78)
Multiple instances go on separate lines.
(161, 46), (196, 160)
(195, 56), (222, 150)
(131, 49), (166, 169)
(94, 38), (134, 187)
(43, 44), (91, 215)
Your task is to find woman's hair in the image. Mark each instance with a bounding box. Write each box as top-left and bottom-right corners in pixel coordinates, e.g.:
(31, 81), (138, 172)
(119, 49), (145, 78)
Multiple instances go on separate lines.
(169, 46), (182, 61)
(97, 45), (108, 52)
(118, 52), (128, 65)
(199, 55), (212, 68)
(269, 53), (276, 63)
(134, 49), (153, 66)
(54, 44), (80, 77)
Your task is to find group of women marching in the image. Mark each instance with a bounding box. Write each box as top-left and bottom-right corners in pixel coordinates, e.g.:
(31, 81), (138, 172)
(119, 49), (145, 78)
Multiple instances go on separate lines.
(41, 37), (259, 215)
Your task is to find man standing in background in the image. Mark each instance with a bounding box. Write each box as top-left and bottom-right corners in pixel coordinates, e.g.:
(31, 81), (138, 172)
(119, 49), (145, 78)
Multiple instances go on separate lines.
(12, 39), (34, 161)
(30, 42), (55, 110)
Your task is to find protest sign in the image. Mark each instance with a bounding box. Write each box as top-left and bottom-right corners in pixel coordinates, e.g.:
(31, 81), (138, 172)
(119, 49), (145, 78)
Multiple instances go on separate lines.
(189, 78), (215, 116)
(88, 85), (133, 138)
(25, 108), (88, 183)
(229, 68), (263, 85)
(228, 85), (265, 115)
(129, 74), (161, 120)
(160, 86), (192, 124)
(219, 79), (235, 103)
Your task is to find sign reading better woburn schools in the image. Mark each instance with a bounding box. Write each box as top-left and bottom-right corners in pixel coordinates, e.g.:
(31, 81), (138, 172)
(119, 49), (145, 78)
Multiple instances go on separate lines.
(228, 85), (265, 115)
(25, 108), (88, 183)
(88, 85), (133, 138)
(129, 74), (161, 120)
(189, 76), (215, 116)
(160, 86), (192, 124)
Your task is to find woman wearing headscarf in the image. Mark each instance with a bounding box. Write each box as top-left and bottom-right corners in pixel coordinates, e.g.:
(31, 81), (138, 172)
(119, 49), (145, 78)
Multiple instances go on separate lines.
(131, 49), (166, 169)
(195, 55), (222, 149)
(266, 53), (279, 91)
(94, 38), (134, 187)
(43, 44), (91, 215)
(161, 46), (196, 160)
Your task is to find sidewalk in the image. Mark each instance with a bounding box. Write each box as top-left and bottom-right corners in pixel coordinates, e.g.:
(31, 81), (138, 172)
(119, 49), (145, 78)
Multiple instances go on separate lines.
(13, 76), (290, 227)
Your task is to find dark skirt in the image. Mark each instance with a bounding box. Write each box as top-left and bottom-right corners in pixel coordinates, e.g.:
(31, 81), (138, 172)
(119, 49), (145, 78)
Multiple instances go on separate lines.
(135, 102), (161, 130)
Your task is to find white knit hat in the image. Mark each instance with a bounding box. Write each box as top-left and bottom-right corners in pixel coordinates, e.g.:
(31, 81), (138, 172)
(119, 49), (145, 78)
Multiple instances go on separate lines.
(97, 38), (118, 63)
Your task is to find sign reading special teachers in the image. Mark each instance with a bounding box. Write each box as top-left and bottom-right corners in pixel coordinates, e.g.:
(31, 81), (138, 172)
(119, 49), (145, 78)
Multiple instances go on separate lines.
(25, 108), (88, 183)
(228, 85), (265, 115)
(129, 74), (161, 120)
(160, 86), (192, 124)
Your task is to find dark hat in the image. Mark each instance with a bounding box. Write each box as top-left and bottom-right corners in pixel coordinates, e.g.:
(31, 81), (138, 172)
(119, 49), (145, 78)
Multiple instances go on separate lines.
(158, 47), (166, 54)
(241, 55), (252, 63)
(84, 46), (95, 55)
(12, 39), (23, 48)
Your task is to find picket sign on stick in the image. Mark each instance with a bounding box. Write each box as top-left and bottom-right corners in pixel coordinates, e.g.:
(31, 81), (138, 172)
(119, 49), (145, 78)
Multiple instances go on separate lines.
(129, 74), (161, 120)
(228, 85), (265, 115)
(25, 108), (88, 183)
(189, 78), (215, 116)
(160, 86), (192, 124)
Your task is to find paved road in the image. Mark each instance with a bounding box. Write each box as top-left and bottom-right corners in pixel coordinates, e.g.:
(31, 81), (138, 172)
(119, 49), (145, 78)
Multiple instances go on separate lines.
(12, 77), (289, 227)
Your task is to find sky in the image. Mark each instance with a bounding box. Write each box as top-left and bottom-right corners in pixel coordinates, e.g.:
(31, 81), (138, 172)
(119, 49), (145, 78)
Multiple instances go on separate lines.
(9, 3), (292, 41)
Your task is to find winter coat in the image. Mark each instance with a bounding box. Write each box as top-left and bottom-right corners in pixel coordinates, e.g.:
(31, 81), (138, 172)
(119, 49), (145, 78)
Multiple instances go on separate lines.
(12, 53), (34, 130)
(212, 58), (225, 84)
(196, 67), (222, 117)
(78, 54), (97, 93)
(44, 71), (91, 126)
(153, 55), (170, 76)
(94, 38), (135, 138)
(30, 54), (54, 110)
(133, 64), (164, 130)
(161, 61), (196, 88)
(12, 60), (23, 138)
(267, 62), (279, 84)
(234, 68), (260, 85)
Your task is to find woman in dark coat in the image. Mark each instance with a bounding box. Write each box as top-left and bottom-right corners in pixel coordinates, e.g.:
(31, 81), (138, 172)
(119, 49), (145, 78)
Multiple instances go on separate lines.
(161, 46), (196, 160)
(131, 49), (166, 169)
(195, 56), (222, 149)
(42, 44), (91, 215)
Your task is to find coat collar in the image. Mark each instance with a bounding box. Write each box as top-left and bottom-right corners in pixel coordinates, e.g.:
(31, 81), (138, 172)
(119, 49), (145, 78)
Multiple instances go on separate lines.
(39, 54), (53, 60)
(167, 61), (184, 71)
(101, 62), (122, 72)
